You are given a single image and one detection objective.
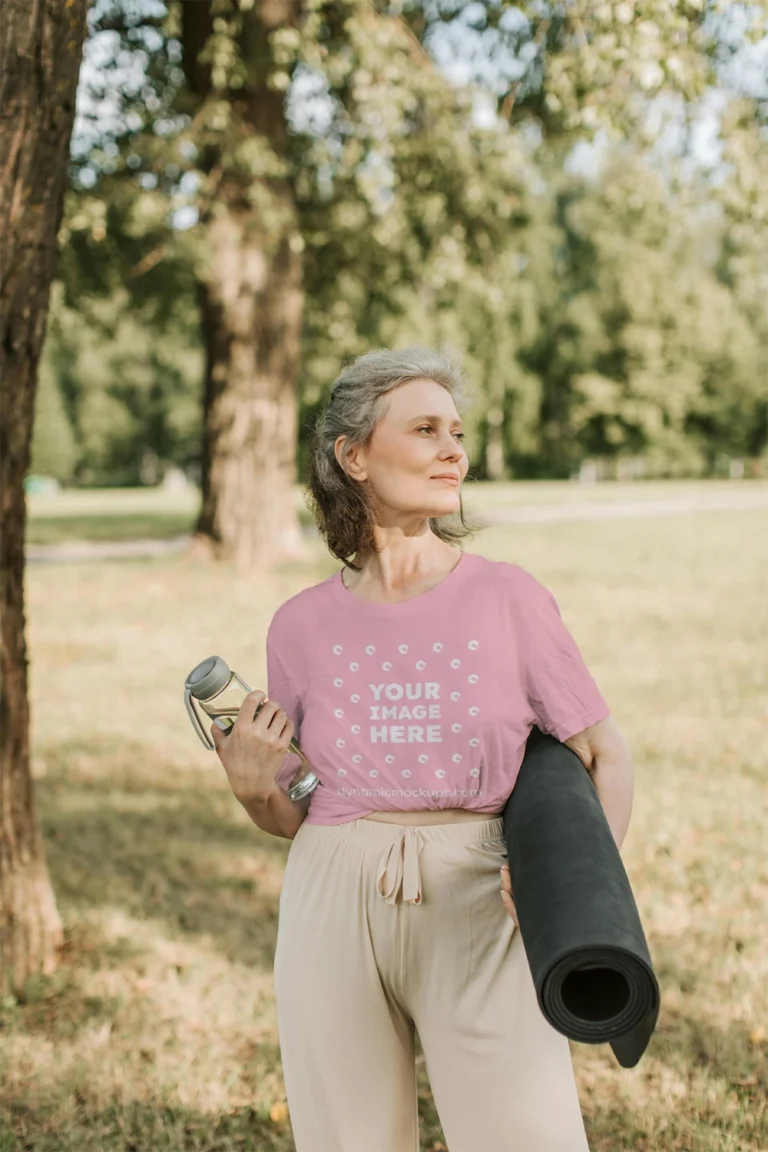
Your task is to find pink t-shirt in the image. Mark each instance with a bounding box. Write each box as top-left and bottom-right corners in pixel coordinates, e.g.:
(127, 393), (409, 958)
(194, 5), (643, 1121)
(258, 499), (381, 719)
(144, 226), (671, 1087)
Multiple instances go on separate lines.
(266, 550), (610, 826)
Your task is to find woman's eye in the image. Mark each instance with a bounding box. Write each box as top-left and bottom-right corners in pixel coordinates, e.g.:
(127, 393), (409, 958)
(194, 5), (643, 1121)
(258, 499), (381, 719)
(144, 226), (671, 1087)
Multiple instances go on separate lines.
(418, 426), (465, 441)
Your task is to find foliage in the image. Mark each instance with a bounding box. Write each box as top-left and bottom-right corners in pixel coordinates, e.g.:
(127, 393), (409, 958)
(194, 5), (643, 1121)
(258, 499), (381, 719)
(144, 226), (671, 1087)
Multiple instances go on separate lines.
(36, 0), (768, 486)
(37, 284), (203, 486)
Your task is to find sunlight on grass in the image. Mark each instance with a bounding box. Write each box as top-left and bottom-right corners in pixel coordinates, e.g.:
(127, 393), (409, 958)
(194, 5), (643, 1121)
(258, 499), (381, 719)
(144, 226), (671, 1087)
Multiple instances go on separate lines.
(2, 486), (767, 1151)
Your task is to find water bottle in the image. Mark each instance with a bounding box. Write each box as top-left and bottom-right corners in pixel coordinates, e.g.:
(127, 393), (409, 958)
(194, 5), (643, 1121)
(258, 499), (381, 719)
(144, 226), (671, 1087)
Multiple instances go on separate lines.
(184, 655), (320, 802)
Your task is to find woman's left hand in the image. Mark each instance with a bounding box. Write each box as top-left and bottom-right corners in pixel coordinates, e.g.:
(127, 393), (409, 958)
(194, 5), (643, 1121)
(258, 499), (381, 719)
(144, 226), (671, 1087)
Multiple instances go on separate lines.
(500, 864), (517, 925)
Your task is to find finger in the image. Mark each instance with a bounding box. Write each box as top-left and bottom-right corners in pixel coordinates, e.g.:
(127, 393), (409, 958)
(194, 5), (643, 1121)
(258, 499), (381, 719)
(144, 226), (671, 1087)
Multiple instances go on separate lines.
(235, 690), (269, 731)
(253, 697), (291, 741)
(500, 891), (518, 924)
(244, 689), (267, 705)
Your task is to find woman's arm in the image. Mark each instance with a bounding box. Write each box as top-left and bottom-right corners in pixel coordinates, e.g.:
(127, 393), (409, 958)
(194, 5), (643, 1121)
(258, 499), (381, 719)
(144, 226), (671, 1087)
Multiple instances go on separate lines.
(564, 715), (635, 852)
(238, 783), (311, 840)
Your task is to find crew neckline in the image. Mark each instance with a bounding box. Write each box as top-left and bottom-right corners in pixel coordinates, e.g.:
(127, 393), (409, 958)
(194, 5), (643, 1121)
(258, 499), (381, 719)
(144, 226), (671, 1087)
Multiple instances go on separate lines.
(329, 549), (477, 615)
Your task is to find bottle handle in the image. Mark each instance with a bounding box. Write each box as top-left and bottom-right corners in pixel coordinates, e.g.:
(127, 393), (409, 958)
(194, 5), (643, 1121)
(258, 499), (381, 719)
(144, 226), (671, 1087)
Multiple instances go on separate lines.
(185, 688), (214, 750)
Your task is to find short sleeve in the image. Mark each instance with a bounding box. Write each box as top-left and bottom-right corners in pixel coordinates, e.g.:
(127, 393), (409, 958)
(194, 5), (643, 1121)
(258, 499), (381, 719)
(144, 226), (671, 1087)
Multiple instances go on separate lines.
(514, 568), (610, 742)
(266, 636), (304, 792)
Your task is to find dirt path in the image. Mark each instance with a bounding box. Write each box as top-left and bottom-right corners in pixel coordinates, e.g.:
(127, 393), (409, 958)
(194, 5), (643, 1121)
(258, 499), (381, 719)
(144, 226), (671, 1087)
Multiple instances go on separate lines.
(25, 489), (766, 562)
(26, 535), (193, 563)
(474, 488), (768, 524)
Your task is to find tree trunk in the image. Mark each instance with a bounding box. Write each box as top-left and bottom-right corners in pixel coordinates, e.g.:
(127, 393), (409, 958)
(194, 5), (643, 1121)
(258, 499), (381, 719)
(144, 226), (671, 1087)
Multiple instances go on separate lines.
(193, 187), (309, 571)
(181, 0), (311, 574)
(0, 0), (90, 996)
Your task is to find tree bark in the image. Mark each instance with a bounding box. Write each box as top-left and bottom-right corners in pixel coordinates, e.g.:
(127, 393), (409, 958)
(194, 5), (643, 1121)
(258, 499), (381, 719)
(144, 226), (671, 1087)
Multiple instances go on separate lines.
(194, 209), (308, 570)
(181, 0), (311, 573)
(0, 0), (90, 996)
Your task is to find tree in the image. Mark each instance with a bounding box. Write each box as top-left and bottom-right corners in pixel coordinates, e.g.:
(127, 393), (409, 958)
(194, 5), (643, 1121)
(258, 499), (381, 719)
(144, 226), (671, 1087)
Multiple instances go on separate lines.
(37, 282), (204, 487)
(56, 0), (768, 512)
(177, 0), (311, 570)
(541, 153), (764, 477)
(0, 0), (90, 996)
(71, 0), (527, 562)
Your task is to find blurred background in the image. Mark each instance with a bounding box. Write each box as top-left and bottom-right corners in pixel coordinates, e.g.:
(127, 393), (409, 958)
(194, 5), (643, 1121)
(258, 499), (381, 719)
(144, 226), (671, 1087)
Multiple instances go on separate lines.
(3, 1), (768, 1150)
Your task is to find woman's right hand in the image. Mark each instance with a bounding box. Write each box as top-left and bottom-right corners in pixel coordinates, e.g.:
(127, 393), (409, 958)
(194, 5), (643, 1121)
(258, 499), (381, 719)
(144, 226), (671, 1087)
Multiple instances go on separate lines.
(210, 690), (294, 804)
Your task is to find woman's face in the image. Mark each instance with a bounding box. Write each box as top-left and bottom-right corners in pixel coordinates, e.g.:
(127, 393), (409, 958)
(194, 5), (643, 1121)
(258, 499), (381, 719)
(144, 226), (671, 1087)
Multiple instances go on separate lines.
(335, 377), (469, 525)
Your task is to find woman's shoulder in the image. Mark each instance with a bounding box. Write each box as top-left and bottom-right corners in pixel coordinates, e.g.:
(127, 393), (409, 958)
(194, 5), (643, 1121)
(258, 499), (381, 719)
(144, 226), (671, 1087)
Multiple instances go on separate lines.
(267, 571), (336, 638)
(477, 559), (560, 620)
(476, 556), (548, 596)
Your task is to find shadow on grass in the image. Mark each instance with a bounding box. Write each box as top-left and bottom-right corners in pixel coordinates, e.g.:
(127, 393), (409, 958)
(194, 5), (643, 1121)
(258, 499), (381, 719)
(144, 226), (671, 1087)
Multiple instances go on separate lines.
(37, 742), (291, 973)
(25, 513), (196, 546)
(3, 1094), (297, 1152)
(650, 953), (768, 1105)
(25, 506), (317, 547)
(4, 1084), (450, 1152)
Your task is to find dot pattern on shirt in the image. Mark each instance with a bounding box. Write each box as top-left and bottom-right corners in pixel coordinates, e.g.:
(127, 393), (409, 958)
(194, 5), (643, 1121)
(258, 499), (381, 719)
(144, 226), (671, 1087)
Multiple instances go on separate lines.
(330, 638), (482, 779)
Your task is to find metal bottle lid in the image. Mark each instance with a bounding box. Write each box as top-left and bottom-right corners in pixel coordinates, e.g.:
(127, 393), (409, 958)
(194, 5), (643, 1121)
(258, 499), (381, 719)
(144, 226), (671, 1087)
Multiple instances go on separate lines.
(185, 656), (231, 701)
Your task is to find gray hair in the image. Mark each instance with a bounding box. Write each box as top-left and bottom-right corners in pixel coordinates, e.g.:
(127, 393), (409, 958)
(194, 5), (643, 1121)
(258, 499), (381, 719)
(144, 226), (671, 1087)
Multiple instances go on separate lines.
(304, 344), (489, 571)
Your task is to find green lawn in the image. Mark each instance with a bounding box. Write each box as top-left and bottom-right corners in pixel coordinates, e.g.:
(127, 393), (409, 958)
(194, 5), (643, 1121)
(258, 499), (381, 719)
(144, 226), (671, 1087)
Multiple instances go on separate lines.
(3, 485), (767, 1151)
(25, 487), (201, 545)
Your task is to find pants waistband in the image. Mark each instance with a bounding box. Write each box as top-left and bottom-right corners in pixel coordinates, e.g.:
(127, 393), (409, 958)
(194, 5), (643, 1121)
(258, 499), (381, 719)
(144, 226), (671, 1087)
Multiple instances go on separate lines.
(297, 816), (505, 906)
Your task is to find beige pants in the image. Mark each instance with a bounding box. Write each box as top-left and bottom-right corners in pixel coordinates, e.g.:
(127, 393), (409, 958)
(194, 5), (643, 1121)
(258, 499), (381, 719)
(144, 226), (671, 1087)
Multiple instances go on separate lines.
(274, 816), (590, 1152)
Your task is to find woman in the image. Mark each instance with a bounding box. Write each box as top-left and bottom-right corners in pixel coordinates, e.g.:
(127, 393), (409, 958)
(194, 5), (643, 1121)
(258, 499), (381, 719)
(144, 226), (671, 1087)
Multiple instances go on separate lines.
(211, 345), (633, 1152)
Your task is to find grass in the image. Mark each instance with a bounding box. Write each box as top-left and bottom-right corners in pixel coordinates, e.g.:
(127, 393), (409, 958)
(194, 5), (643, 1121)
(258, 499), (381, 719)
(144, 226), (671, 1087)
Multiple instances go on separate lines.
(25, 487), (200, 545)
(4, 482), (768, 1151)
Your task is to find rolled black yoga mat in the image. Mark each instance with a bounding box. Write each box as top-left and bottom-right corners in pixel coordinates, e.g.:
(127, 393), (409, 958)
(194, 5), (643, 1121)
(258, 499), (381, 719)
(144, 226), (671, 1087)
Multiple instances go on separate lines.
(502, 726), (660, 1069)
